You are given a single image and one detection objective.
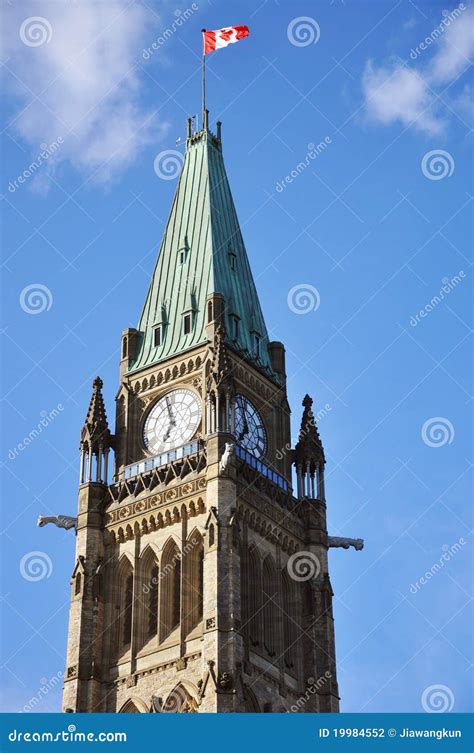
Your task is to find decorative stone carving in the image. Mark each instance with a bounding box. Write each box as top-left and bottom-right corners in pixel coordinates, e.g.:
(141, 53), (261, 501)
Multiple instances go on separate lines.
(328, 537), (364, 551)
(37, 515), (77, 532)
(217, 671), (233, 691)
(219, 442), (235, 472)
(151, 696), (163, 713)
(206, 616), (216, 630)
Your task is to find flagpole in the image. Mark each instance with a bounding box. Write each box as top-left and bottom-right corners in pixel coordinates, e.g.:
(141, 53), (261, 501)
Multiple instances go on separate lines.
(201, 29), (206, 128)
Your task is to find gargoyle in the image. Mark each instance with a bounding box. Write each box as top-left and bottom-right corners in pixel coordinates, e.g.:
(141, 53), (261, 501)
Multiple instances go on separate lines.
(37, 515), (77, 532)
(328, 536), (364, 551)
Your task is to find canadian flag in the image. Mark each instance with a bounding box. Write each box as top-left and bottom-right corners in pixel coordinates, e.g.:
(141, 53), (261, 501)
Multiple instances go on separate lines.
(202, 25), (249, 55)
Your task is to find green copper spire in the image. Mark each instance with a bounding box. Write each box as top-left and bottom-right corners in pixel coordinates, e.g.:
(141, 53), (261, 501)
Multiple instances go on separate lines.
(129, 116), (274, 377)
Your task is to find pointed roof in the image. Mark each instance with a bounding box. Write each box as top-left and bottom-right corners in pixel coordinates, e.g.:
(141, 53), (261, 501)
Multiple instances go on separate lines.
(129, 118), (274, 377)
(294, 394), (325, 465)
(80, 377), (112, 450)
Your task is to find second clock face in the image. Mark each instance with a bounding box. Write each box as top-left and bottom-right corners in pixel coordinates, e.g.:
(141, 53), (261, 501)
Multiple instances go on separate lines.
(143, 389), (201, 455)
(234, 394), (267, 458)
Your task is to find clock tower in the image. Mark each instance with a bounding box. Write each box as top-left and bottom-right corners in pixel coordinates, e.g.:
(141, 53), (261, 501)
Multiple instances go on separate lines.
(61, 112), (354, 714)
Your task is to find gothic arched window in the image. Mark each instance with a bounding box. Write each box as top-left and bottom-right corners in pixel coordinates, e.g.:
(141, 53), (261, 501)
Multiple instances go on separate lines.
(160, 539), (181, 641)
(262, 556), (278, 658)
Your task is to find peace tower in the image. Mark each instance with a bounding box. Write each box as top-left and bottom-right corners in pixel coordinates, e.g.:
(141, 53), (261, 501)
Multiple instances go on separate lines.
(59, 112), (362, 713)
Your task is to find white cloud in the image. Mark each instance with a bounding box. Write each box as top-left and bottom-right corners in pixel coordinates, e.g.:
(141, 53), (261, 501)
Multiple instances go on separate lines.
(362, 7), (474, 135)
(2, 0), (170, 186)
(362, 62), (444, 135)
(429, 7), (474, 84)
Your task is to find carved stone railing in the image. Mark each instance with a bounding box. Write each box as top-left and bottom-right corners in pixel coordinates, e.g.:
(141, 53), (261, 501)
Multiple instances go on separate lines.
(122, 440), (202, 480)
(235, 445), (289, 492)
(110, 440), (206, 503)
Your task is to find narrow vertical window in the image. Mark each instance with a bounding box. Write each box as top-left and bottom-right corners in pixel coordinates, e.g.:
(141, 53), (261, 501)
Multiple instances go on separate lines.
(282, 571), (296, 668)
(172, 557), (181, 629)
(74, 572), (82, 596)
(122, 573), (133, 647)
(154, 326), (161, 347)
(122, 337), (128, 358)
(207, 300), (213, 323)
(148, 564), (159, 639)
(263, 557), (278, 657)
(248, 549), (261, 646)
(198, 548), (204, 621)
(161, 539), (181, 641)
(183, 314), (191, 335)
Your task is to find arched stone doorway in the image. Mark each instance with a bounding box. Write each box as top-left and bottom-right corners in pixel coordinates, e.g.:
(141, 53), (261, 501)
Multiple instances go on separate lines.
(162, 683), (199, 713)
(118, 698), (148, 713)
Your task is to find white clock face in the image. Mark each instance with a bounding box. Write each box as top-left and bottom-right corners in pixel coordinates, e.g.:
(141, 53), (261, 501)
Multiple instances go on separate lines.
(234, 394), (267, 459)
(143, 389), (201, 455)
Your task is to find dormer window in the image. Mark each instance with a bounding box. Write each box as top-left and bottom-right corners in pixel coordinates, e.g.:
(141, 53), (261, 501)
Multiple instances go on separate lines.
(183, 313), (192, 335)
(153, 326), (161, 347)
(228, 250), (237, 271)
(231, 316), (239, 340)
(179, 237), (189, 264)
(254, 334), (261, 358)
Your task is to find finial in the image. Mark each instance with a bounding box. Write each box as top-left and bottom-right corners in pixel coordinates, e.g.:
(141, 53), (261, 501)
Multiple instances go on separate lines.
(302, 394), (313, 408)
(93, 376), (103, 390)
(204, 109), (209, 130)
(217, 121), (222, 142)
(187, 117), (192, 138)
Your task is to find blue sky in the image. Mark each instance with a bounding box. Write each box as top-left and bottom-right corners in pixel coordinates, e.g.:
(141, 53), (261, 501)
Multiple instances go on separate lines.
(1, 0), (472, 714)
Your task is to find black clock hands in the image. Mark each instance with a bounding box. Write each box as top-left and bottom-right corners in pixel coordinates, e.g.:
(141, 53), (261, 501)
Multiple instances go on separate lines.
(162, 396), (176, 442)
(238, 413), (249, 442)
